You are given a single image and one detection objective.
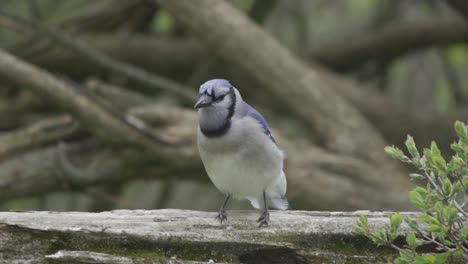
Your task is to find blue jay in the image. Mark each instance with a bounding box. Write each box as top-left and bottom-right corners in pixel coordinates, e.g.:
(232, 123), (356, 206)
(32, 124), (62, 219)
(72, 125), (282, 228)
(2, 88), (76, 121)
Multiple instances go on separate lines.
(195, 79), (289, 227)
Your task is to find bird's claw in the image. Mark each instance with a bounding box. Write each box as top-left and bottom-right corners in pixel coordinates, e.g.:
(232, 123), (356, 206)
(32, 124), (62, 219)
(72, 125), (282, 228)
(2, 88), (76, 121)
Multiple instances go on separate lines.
(257, 210), (270, 228)
(215, 210), (227, 223)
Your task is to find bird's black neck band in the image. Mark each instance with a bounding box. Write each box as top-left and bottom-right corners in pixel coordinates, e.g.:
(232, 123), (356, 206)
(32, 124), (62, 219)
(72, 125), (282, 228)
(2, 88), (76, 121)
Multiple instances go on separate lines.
(200, 86), (236, 138)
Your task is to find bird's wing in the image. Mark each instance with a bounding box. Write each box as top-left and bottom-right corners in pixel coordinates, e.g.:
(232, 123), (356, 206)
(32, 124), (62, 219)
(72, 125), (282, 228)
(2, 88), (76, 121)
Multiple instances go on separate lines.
(242, 102), (277, 144)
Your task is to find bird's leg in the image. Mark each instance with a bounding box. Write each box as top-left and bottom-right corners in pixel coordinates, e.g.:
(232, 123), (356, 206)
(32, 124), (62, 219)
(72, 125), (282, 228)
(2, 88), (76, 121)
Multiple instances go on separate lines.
(257, 191), (270, 227)
(216, 194), (231, 223)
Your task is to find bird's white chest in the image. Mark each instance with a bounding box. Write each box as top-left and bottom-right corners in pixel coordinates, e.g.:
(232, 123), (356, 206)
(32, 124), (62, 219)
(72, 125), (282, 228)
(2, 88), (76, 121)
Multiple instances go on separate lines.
(197, 117), (283, 198)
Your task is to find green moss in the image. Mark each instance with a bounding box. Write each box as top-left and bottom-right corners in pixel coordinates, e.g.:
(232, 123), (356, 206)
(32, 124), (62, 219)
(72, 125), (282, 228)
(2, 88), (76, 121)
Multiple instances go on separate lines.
(265, 233), (399, 263)
(47, 231), (245, 263)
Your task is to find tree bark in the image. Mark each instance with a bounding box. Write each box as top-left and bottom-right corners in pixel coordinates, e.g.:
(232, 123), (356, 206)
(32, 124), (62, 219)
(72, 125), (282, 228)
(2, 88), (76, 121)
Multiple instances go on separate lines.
(1, 209), (452, 264)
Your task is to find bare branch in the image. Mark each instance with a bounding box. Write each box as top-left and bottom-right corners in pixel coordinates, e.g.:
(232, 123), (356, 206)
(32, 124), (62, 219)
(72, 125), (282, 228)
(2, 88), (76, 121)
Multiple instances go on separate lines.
(446, 0), (468, 19)
(0, 115), (79, 161)
(309, 18), (468, 72)
(0, 48), (195, 165)
(0, 11), (197, 102)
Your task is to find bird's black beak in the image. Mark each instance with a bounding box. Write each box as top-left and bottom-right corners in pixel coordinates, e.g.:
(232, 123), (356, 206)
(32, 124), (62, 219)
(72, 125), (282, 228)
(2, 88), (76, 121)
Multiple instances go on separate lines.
(194, 95), (213, 109)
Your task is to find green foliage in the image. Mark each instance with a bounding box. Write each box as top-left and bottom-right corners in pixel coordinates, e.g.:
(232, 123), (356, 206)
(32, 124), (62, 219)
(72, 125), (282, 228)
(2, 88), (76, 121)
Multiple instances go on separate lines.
(448, 45), (468, 66)
(151, 9), (175, 33)
(347, 0), (377, 13)
(355, 121), (468, 263)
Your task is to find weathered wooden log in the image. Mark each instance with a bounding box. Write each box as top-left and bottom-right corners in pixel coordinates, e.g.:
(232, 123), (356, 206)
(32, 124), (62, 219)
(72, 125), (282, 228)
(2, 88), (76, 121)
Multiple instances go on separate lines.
(1, 209), (461, 264)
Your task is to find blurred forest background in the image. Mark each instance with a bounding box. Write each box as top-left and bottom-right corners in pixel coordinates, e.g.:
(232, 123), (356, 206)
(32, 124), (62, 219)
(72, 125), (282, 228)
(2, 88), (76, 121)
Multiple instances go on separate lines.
(0, 0), (466, 213)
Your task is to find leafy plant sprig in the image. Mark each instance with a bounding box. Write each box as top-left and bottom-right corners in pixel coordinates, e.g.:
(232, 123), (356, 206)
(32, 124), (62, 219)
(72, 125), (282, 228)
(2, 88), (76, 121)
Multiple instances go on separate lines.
(354, 121), (468, 264)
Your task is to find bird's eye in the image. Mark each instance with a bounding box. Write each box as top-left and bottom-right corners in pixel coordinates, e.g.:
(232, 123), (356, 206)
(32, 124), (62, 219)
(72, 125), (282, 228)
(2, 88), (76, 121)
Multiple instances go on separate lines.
(217, 94), (226, 101)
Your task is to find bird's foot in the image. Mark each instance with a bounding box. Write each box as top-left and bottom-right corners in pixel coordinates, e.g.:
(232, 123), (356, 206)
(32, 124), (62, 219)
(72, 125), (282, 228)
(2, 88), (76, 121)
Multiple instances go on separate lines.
(257, 210), (270, 228)
(215, 209), (227, 224)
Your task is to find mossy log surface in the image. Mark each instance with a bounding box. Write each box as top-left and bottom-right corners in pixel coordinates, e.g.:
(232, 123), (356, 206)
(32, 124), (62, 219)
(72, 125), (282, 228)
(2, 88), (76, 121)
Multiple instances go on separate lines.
(0, 209), (459, 263)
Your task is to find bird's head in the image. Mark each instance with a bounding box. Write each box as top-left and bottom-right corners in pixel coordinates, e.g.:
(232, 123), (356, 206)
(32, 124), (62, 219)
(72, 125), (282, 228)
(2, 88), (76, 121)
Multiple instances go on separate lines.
(195, 79), (241, 133)
(195, 79), (236, 111)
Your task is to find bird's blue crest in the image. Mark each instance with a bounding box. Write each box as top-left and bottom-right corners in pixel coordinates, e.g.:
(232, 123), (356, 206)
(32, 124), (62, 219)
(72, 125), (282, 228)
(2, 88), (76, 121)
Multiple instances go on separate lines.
(200, 79), (232, 95)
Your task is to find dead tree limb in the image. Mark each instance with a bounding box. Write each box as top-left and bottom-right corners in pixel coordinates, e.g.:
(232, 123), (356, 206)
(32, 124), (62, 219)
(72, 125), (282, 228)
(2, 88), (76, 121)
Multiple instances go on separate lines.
(309, 17), (468, 72)
(0, 11), (197, 102)
(2, 210), (464, 264)
(0, 48), (198, 165)
(447, 0), (468, 19)
(0, 115), (80, 161)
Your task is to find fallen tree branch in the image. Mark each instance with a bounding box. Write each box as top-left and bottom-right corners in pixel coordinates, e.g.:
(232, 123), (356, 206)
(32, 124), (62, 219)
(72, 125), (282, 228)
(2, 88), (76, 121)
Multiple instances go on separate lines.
(334, 80), (468, 151)
(447, 0), (468, 19)
(0, 10), (197, 102)
(0, 139), (200, 201)
(309, 17), (468, 72)
(0, 48), (199, 166)
(0, 210), (433, 264)
(21, 34), (203, 80)
(0, 115), (80, 161)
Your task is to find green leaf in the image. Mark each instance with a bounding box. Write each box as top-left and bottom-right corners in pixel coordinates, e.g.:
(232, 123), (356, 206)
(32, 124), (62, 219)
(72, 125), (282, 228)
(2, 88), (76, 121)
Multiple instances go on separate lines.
(353, 226), (365, 235)
(399, 249), (415, 261)
(405, 135), (420, 159)
(390, 213), (402, 227)
(354, 215), (370, 235)
(451, 142), (464, 157)
(406, 232), (423, 249)
(385, 146), (410, 162)
(433, 253), (448, 264)
(409, 173), (425, 180)
(442, 178), (452, 196)
(393, 258), (408, 264)
(431, 141), (441, 156)
(433, 156), (448, 178)
(374, 229), (388, 242)
(414, 187), (428, 197)
(447, 156), (461, 175)
(409, 190), (426, 210)
(461, 227), (468, 241)
(359, 215), (368, 227)
(454, 120), (468, 144)
(388, 213), (401, 241)
(452, 181), (463, 194)
(424, 148), (434, 164)
(404, 216), (419, 230)
(427, 224), (442, 233)
(444, 206), (458, 225)
(414, 253), (448, 264)
(414, 255), (435, 264)
(419, 215), (440, 225)
(452, 249), (464, 257)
